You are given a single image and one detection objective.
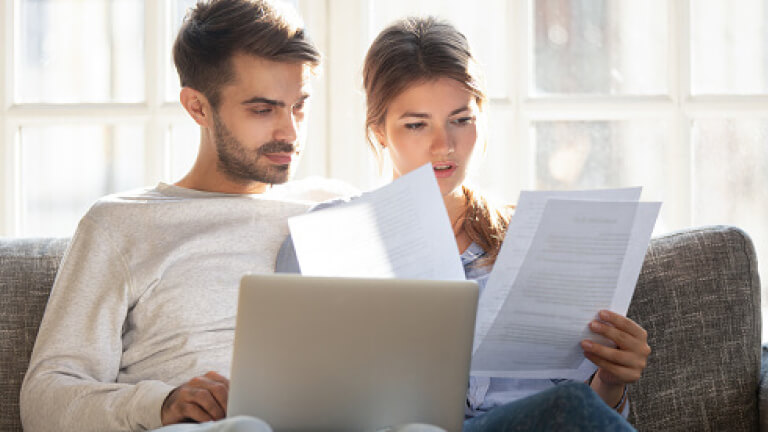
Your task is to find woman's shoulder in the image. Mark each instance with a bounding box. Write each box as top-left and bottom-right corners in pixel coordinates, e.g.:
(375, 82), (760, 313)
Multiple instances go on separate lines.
(309, 194), (361, 212)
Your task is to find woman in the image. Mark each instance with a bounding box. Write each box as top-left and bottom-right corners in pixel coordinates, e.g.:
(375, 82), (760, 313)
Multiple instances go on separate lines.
(278, 16), (648, 431)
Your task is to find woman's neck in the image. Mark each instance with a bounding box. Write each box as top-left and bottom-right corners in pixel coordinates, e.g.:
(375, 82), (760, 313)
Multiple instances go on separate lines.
(444, 188), (471, 253)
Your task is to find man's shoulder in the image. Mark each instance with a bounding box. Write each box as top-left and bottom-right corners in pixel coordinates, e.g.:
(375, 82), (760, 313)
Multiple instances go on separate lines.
(85, 185), (171, 216)
(268, 177), (359, 203)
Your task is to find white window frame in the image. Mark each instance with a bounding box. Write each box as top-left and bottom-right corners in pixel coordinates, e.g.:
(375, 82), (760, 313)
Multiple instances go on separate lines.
(320, 0), (768, 233)
(3, 0), (768, 237)
(0, 0), (330, 237)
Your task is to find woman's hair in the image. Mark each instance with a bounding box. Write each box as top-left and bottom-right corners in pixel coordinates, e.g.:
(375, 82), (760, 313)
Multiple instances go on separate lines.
(362, 16), (510, 266)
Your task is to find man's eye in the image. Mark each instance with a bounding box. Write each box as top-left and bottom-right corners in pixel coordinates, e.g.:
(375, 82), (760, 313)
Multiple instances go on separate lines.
(405, 122), (426, 130)
(251, 107), (272, 115)
(293, 101), (305, 112)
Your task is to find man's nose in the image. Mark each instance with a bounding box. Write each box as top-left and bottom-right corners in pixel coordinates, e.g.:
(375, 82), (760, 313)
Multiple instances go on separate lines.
(274, 110), (298, 143)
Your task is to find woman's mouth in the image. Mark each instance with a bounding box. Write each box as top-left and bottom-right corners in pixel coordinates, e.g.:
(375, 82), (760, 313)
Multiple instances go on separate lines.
(432, 162), (457, 178)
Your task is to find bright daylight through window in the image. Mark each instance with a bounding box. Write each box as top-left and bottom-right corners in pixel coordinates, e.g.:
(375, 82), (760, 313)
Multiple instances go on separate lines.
(1, 0), (767, 337)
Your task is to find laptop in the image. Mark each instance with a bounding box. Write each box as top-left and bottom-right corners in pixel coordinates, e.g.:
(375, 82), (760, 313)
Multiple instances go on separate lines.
(228, 273), (479, 432)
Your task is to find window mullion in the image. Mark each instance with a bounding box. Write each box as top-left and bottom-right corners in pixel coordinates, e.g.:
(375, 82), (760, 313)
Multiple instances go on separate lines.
(326, 0), (375, 189)
(517, 0), (533, 192)
(144, 0), (165, 185)
(296, 0), (329, 179)
(1, 0), (14, 236)
(671, 0), (692, 230)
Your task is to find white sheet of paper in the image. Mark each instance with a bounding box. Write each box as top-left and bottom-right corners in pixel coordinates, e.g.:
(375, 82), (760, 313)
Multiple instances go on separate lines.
(474, 188), (642, 354)
(288, 164), (465, 280)
(471, 198), (660, 379)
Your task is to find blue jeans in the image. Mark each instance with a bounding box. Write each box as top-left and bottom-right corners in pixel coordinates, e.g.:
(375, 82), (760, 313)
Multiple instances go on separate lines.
(463, 382), (636, 432)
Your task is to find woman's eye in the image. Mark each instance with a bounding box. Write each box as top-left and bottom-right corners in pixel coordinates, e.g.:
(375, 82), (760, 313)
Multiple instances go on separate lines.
(452, 116), (475, 126)
(405, 122), (426, 130)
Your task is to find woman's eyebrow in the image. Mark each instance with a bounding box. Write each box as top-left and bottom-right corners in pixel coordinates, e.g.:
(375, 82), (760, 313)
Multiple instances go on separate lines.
(450, 105), (471, 115)
(399, 106), (472, 119)
(399, 112), (430, 119)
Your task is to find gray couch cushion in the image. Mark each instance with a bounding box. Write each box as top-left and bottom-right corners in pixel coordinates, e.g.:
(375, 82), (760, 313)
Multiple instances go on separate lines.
(627, 226), (761, 431)
(0, 238), (69, 432)
(0, 226), (761, 431)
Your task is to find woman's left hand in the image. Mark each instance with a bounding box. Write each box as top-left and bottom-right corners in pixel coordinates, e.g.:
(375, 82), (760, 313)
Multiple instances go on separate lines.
(581, 310), (651, 387)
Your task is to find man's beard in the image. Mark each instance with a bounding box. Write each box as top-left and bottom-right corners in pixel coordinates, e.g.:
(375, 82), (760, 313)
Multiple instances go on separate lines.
(213, 111), (298, 185)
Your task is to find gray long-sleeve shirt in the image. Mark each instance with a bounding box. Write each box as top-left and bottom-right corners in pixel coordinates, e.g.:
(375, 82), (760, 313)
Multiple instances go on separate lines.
(20, 183), (312, 432)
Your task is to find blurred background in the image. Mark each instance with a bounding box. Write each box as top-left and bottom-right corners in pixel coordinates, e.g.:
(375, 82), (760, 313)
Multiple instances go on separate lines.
(1, 0), (767, 335)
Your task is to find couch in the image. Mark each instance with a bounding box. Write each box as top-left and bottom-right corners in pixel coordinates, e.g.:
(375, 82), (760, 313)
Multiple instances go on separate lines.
(0, 226), (764, 431)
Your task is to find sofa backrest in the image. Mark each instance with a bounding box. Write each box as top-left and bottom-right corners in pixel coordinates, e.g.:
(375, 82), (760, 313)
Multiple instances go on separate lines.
(0, 238), (69, 432)
(626, 225), (761, 431)
(0, 226), (762, 431)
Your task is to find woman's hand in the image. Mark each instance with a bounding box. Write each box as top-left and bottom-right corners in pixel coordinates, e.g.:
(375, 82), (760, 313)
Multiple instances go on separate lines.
(580, 310), (651, 406)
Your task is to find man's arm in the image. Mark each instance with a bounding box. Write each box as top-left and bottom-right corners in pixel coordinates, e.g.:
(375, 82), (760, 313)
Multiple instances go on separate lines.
(20, 215), (174, 432)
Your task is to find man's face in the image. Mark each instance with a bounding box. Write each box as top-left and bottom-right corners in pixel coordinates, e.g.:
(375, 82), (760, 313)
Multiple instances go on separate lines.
(212, 53), (312, 186)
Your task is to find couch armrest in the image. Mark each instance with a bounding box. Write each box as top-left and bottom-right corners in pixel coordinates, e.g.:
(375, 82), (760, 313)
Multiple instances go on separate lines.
(627, 226), (761, 431)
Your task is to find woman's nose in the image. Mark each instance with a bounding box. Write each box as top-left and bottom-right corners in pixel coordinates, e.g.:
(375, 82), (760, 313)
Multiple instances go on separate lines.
(429, 128), (454, 155)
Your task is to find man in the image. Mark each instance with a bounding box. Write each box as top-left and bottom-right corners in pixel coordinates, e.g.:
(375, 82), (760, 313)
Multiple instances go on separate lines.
(20, 1), (322, 430)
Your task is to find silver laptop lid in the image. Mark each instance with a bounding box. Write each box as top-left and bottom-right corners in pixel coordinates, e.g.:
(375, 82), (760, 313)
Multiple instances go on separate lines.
(229, 274), (478, 432)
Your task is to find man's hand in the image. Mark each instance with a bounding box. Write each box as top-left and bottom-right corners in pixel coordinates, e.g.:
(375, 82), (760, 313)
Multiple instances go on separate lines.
(581, 310), (651, 406)
(161, 371), (229, 425)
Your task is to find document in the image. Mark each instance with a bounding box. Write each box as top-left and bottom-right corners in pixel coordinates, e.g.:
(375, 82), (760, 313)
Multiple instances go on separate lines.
(474, 188), (641, 355)
(288, 164), (465, 280)
(471, 192), (660, 380)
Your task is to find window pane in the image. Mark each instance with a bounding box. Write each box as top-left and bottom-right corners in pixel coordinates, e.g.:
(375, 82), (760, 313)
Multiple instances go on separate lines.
(693, 119), (768, 297)
(533, 120), (675, 233)
(19, 125), (145, 236)
(367, 0), (511, 100)
(691, 0), (768, 94)
(15, 0), (144, 103)
(533, 0), (668, 96)
(467, 106), (519, 205)
(165, 0), (198, 102)
(168, 122), (198, 181)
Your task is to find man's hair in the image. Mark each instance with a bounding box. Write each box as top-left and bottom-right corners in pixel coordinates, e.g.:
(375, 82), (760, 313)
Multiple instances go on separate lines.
(173, 0), (321, 108)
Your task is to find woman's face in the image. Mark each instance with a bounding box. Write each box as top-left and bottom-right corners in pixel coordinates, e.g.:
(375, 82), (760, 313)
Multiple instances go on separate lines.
(375, 77), (480, 198)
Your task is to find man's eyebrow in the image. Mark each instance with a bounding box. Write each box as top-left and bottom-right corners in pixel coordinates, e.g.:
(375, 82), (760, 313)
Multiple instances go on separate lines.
(241, 94), (310, 107)
(241, 97), (285, 107)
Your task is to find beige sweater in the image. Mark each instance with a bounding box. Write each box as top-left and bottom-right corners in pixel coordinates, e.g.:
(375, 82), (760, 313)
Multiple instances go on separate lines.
(20, 183), (313, 432)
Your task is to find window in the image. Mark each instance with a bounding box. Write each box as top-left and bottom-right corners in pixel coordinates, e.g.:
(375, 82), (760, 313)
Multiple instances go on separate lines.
(2, 0), (768, 335)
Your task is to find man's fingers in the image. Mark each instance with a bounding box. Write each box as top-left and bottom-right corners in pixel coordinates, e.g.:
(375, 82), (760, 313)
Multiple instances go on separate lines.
(596, 310), (648, 340)
(204, 371), (230, 387)
(161, 372), (231, 426)
(178, 400), (214, 423)
(189, 375), (229, 412)
(180, 386), (226, 420)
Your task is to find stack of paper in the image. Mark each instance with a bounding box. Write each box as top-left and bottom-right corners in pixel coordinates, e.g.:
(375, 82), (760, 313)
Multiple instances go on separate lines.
(288, 164), (465, 281)
(471, 189), (660, 380)
(288, 164), (660, 379)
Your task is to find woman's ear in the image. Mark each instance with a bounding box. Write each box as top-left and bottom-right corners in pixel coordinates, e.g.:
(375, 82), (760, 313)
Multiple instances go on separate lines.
(180, 87), (213, 128)
(371, 124), (387, 148)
